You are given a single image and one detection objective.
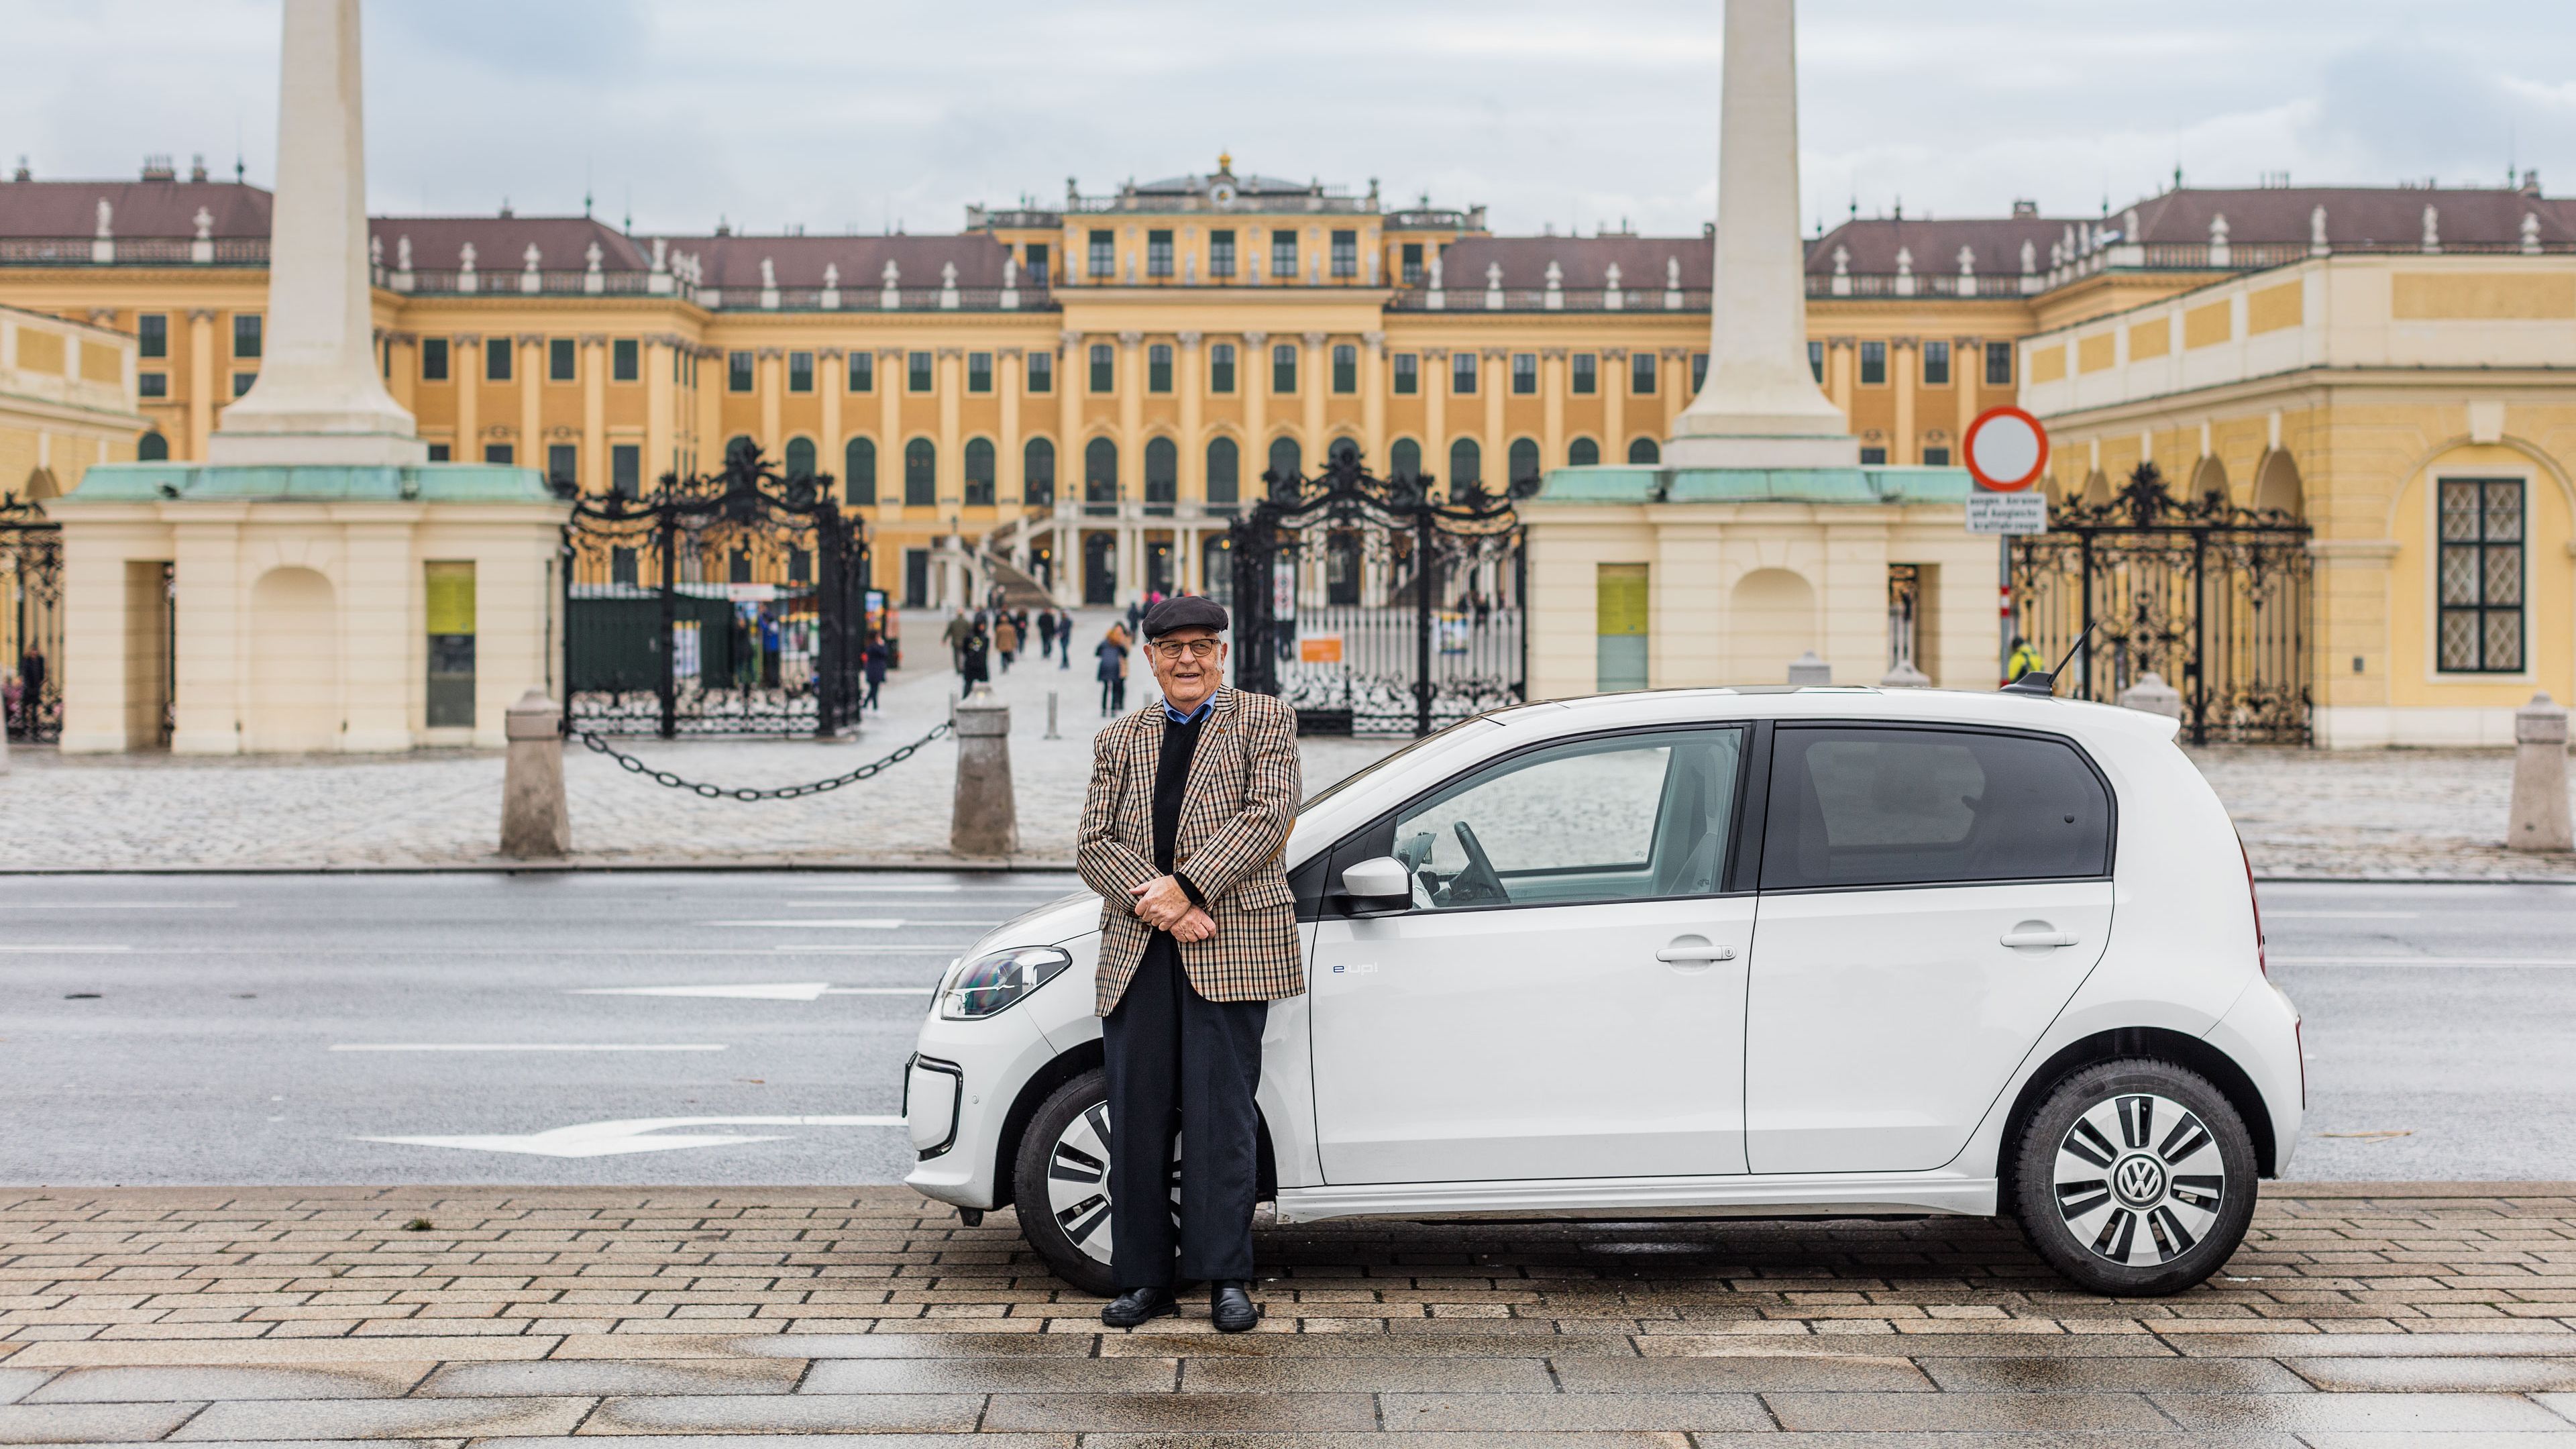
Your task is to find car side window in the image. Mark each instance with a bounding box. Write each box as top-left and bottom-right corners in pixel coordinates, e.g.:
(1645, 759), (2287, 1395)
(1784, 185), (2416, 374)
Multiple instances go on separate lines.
(1391, 727), (1744, 910)
(1760, 726), (2110, 891)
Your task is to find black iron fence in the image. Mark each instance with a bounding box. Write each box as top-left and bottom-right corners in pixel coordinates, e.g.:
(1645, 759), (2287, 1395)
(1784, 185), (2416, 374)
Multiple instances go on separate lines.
(1228, 448), (1525, 737)
(562, 441), (868, 738)
(1, 494), (60, 745)
(2012, 462), (2312, 745)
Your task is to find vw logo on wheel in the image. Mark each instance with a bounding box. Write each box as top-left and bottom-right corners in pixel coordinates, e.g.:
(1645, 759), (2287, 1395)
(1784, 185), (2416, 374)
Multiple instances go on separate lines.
(2112, 1154), (2167, 1207)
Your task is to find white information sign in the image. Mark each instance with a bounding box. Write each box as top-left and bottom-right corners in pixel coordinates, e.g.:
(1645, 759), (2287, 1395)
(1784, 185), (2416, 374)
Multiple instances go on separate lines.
(1966, 490), (2049, 535)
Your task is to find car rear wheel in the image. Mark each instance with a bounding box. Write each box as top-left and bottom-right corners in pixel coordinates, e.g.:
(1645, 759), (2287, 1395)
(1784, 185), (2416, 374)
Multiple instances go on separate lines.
(2010, 1059), (2258, 1297)
(1010, 1068), (1177, 1298)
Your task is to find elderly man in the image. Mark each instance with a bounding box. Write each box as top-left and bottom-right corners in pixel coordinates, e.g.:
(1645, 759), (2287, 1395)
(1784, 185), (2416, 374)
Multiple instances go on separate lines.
(1074, 595), (1300, 1332)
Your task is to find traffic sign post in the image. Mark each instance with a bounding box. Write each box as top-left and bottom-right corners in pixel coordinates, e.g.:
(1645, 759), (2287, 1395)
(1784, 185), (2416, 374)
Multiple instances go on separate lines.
(1962, 406), (2051, 683)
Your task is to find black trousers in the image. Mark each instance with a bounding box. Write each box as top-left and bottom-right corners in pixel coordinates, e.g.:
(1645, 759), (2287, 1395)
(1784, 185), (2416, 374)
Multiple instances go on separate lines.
(1100, 934), (1267, 1287)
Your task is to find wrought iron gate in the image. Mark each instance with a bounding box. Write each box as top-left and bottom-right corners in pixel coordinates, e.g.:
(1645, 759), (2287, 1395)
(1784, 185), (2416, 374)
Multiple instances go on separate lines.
(562, 441), (867, 738)
(2012, 462), (2312, 745)
(1, 494), (62, 745)
(1228, 449), (1525, 736)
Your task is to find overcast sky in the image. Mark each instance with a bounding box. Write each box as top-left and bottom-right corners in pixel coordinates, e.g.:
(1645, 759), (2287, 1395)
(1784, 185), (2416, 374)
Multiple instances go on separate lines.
(8, 1), (2574, 238)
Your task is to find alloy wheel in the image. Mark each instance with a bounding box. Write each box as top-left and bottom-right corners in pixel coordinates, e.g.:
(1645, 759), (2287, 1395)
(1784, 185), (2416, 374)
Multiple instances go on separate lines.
(2051, 1091), (2226, 1267)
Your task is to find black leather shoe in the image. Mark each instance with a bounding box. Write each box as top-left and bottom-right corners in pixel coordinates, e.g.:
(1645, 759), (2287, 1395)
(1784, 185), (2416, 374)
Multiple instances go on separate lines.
(1211, 1279), (1259, 1333)
(1099, 1286), (1178, 1328)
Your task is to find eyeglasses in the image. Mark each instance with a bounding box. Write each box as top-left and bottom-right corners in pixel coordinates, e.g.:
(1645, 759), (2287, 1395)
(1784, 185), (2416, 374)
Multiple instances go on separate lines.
(1149, 638), (1224, 661)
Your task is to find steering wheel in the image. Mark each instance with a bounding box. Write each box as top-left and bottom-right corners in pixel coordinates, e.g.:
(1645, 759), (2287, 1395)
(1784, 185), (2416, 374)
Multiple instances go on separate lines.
(1445, 820), (1509, 906)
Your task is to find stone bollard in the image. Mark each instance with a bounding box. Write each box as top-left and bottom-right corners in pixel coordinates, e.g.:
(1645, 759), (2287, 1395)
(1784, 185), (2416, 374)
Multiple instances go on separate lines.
(1878, 661), (1931, 688)
(951, 684), (1018, 857)
(1786, 651), (1831, 685)
(2508, 692), (2573, 853)
(1044, 690), (1061, 741)
(2118, 671), (2185, 721)
(500, 689), (571, 858)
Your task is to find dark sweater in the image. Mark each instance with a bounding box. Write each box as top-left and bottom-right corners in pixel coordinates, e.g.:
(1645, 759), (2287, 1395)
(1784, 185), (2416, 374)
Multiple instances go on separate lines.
(1153, 710), (1209, 905)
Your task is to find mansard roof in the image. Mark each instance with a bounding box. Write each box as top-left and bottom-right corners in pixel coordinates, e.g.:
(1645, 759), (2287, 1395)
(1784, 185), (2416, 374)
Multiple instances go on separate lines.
(1432, 235), (1711, 290)
(0, 178), (270, 237)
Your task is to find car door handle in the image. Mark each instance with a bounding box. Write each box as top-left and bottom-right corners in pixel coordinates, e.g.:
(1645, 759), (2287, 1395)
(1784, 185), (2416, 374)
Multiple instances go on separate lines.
(2000, 927), (2080, 949)
(1656, 940), (1737, 965)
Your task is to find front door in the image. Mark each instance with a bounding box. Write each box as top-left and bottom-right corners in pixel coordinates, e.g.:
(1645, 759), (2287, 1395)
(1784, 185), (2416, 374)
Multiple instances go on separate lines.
(1311, 725), (1754, 1184)
(1744, 725), (2117, 1174)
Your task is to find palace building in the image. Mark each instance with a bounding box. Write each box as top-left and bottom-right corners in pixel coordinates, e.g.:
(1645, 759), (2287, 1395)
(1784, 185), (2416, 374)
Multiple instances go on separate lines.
(5, 156), (2573, 742)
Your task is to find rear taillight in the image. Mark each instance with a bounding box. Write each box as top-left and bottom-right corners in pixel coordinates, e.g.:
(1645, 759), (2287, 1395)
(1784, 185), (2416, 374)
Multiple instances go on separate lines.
(2237, 830), (2267, 977)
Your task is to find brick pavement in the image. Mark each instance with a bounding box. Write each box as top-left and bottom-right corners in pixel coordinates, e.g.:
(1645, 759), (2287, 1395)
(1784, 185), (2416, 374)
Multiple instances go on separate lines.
(2, 1183), (2575, 1442)
(1, 611), (2569, 878)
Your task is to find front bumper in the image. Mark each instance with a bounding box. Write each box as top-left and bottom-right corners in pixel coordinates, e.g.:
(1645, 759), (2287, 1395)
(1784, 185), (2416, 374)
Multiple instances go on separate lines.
(900, 994), (1060, 1210)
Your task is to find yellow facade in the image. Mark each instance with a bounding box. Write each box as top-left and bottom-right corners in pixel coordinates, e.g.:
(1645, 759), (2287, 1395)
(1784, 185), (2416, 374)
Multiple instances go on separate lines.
(1, 301), (144, 500)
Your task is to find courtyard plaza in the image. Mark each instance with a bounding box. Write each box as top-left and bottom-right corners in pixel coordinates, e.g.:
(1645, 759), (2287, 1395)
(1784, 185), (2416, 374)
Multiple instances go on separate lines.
(1, 605), (2569, 878)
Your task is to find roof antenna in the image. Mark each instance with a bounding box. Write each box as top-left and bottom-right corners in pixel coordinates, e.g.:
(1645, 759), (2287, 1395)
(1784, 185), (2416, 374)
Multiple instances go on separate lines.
(2000, 621), (2099, 698)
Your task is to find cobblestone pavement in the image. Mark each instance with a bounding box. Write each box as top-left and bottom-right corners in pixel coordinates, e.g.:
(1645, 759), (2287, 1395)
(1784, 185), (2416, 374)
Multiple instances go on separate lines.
(3, 1184), (2575, 1443)
(3, 623), (2569, 878)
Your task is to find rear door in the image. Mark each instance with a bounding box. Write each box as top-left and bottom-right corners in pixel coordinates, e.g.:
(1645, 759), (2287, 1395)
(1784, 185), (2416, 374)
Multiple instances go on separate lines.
(1743, 724), (2116, 1174)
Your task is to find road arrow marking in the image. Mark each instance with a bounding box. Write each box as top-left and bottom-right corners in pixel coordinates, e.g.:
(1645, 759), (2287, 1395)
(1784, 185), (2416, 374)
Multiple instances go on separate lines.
(569, 982), (834, 1001)
(356, 1114), (904, 1158)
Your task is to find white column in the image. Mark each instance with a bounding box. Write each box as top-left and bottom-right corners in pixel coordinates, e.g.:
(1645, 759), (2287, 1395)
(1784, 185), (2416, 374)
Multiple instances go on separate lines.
(1666, 0), (1856, 468)
(209, 0), (425, 466)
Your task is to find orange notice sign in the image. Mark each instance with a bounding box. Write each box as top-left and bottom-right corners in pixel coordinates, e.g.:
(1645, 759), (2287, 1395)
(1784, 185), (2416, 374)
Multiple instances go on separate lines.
(1299, 635), (1344, 664)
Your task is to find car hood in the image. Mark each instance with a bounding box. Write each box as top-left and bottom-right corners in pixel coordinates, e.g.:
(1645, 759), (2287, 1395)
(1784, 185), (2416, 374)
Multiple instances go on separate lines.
(964, 889), (1102, 959)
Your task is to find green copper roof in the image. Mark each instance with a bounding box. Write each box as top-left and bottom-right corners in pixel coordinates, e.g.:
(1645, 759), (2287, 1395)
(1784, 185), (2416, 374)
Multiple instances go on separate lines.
(66, 462), (561, 504)
(1529, 464), (1976, 506)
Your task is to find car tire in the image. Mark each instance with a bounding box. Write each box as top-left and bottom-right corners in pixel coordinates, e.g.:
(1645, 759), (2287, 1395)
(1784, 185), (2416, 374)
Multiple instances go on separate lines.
(2010, 1059), (2259, 1297)
(1010, 1068), (1177, 1299)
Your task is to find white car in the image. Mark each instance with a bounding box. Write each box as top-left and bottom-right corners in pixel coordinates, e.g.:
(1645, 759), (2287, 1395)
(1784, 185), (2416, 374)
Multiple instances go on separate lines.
(904, 684), (2302, 1297)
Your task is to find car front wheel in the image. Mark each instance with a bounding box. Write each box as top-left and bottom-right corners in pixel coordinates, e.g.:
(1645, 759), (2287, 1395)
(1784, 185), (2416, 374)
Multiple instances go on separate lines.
(2010, 1059), (2259, 1297)
(1010, 1068), (1178, 1298)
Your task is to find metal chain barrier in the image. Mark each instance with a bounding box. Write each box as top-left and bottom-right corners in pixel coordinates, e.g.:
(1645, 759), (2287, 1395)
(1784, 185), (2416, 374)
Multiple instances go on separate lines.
(574, 722), (953, 802)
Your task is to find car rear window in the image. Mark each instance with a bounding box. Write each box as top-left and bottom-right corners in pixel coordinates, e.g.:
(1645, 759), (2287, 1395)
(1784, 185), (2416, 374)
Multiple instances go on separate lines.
(1760, 726), (2111, 890)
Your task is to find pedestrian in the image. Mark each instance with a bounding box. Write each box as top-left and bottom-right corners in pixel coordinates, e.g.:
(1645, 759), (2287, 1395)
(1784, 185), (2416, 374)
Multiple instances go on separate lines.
(943, 608), (975, 674)
(1037, 608), (1059, 661)
(1057, 607), (1073, 669)
(1097, 624), (1130, 715)
(2006, 634), (2044, 682)
(861, 632), (889, 712)
(1126, 598), (1144, 636)
(996, 613), (1020, 672)
(961, 624), (992, 694)
(1075, 594), (1301, 1334)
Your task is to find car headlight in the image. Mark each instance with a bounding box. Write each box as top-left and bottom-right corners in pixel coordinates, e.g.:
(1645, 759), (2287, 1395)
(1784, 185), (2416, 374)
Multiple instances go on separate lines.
(940, 945), (1073, 1020)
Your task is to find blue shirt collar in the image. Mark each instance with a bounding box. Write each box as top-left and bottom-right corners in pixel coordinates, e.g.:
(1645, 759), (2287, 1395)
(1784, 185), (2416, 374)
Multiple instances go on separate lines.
(1162, 694), (1216, 727)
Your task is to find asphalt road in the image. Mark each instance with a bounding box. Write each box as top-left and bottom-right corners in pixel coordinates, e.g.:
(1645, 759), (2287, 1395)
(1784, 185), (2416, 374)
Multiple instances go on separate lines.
(0, 873), (2569, 1185)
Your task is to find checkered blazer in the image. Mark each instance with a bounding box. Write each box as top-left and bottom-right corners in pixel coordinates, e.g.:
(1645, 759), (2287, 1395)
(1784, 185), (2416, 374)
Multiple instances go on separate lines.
(1077, 687), (1303, 1016)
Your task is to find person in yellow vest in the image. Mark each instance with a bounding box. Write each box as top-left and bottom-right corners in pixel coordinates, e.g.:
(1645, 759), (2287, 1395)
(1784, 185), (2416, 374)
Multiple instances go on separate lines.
(2005, 635), (2045, 682)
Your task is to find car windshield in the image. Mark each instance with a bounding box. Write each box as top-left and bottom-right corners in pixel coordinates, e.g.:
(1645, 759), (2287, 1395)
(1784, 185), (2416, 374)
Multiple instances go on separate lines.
(1299, 716), (1503, 812)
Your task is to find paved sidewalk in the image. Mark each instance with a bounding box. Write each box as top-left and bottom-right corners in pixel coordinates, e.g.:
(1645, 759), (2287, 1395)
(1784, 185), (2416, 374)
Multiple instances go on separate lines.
(3, 1184), (2575, 1442)
(3, 624), (2569, 877)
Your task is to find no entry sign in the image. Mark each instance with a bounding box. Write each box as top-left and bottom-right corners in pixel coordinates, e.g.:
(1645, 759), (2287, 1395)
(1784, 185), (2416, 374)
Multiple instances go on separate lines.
(1964, 406), (2049, 492)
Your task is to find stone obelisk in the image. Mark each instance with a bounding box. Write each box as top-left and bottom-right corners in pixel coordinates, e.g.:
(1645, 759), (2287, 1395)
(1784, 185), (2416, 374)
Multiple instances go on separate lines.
(207, 0), (425, 466)
(1666, 0), (1858, 469)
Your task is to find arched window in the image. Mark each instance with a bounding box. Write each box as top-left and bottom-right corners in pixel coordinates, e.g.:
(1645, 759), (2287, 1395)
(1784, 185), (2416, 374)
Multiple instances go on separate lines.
(1568, 437), (1600, 468)
(904, 437), (936, 506)
(844, 437), (877, 505)
(1023, 437), (1055, 508)
(1328, 437), (1358, 468)
(724, 435), (756, 473)
(1205, 437), (1240, 506)
(1267, 436), (1300, 483)
(1449, 438), (1481, 486)
(1143, 437), (1177, 511)
(963, 437), (996, 505)
(784, 436), (816, 480)
(1507, 437), (1540, 486)
(136, 430), (169, 462)
(1084, 437), (1118, 505)
(1627, 437), (1660, 465)
(1390, 437), (1422, 481)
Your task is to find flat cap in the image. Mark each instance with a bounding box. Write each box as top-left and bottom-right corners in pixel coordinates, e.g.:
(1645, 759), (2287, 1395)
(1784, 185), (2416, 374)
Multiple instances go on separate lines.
(1142, 594), (1228, 639)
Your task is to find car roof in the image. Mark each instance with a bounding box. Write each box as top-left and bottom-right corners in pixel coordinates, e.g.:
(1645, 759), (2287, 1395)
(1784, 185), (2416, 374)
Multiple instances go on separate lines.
(1481, 685), (2182, 748)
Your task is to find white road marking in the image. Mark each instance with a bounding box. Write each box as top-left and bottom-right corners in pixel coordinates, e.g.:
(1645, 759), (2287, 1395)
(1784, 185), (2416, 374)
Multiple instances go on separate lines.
(569, 982), (833, 1001)
(329, 1042), (729, 1052)
(820, 987), (934, 996)
(771, 943), (974, 953)
(2272, 957), (2576, 968)
(2263, 910), (2422, 920)
(703, 918), (904, 929)
(790, 884), (964, 894)
(357, 1114), (902, 1158)
(0, 902), (237, 910)
(0, 945), (131, 953)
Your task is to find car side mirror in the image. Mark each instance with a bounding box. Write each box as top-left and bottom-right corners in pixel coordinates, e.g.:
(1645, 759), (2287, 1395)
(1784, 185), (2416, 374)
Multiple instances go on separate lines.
(1336, 855), (1413, 918)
